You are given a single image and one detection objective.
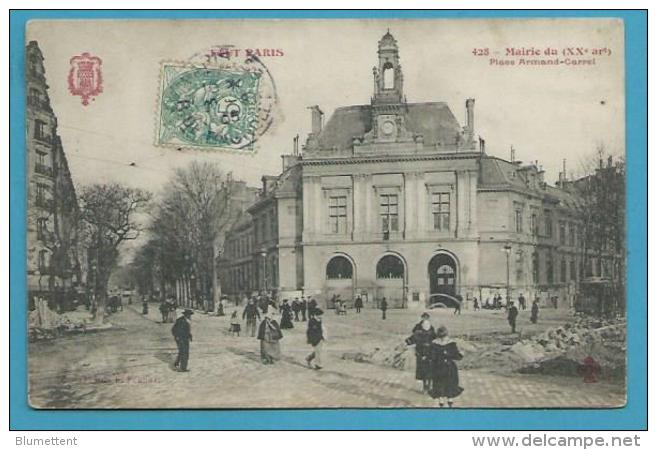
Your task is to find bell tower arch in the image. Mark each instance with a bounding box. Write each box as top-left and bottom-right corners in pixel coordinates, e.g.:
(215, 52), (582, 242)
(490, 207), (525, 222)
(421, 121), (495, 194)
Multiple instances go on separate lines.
(373, 30), (404, 104)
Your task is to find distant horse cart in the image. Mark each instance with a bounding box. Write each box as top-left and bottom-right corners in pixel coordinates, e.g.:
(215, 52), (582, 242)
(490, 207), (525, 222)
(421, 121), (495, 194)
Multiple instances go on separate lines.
(575, 277), (619, 316)
(107, 295), (123, 313)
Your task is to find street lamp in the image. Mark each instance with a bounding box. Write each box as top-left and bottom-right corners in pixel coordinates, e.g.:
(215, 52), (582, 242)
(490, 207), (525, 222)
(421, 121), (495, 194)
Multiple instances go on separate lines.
(503, 243), (512, 305)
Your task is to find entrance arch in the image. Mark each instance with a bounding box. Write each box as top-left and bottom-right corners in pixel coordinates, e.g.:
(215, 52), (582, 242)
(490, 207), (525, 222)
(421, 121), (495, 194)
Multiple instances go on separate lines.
(428, 252), (458, 299)
(375, 253), (407, 308)
(325, 254), (355, 308)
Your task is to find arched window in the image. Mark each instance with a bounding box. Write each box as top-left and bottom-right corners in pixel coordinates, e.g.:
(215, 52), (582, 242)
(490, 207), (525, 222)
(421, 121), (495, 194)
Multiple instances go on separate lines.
(382, 62), (394, 89)
(326, 256), (353, 280)
(376, 255), (404, 279)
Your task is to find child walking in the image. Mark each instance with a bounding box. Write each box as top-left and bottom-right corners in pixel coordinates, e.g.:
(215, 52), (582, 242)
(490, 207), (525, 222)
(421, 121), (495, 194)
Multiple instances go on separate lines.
(229, 310), (241, 337)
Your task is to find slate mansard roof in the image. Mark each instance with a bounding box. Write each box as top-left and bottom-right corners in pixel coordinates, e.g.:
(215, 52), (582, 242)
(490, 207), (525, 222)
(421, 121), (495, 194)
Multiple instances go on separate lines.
(315, 102), (464, 151)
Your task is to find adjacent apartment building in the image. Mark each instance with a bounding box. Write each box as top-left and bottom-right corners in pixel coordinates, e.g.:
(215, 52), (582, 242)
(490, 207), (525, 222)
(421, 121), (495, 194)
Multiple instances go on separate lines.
(26, 41), (84, 309)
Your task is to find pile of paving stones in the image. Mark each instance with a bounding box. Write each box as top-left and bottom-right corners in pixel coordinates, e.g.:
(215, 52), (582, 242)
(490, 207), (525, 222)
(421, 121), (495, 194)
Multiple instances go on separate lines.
(28, 302), (104, 341)
(516, 317), (626, 379)
(346, 317), (626, 381)
(461, 317), (626, 379)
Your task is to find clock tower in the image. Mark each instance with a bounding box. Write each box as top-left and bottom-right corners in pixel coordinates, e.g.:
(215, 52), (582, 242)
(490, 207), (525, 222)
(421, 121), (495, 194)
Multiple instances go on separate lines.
(365, 31), (415, 145)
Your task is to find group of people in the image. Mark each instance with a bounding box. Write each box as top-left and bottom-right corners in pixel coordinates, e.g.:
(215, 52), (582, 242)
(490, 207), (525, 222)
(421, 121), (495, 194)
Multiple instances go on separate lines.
(405, 312), (464, 407)
(225, 296), (326, 368)
(171, 293), (469, 406)
(158, 297), (177, 323)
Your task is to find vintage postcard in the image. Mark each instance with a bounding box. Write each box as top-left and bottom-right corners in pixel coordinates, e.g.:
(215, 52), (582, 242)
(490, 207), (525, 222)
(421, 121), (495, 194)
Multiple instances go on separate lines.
(24, 19), (627, 409)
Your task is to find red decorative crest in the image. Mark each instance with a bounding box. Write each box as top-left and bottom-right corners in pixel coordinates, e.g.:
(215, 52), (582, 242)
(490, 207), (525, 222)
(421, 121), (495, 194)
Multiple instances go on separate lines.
(68, 53), (103, 106)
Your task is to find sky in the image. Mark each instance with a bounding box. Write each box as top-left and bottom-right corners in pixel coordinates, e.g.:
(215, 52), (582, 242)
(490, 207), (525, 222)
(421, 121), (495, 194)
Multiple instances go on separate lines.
(27, 18), (624, 194)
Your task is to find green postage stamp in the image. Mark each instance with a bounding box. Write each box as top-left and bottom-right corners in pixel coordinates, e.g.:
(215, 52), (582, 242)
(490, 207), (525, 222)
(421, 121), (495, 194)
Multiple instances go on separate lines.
(156, 64), (264, 150)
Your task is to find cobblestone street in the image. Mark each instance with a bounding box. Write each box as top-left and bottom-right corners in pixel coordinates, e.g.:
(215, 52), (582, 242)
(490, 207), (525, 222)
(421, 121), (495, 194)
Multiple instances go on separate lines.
(28, 304), (625, 409)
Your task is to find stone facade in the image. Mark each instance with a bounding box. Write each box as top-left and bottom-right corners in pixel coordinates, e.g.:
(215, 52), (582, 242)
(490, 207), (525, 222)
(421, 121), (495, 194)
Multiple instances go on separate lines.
(26, 41), (85, 307)
(218, 33), (599, 309)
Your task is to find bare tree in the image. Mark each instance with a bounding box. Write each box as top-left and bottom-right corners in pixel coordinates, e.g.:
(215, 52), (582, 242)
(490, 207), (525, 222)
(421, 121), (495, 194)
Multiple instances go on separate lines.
(145, 161), (240, 311)
(79, 183), (151, 322)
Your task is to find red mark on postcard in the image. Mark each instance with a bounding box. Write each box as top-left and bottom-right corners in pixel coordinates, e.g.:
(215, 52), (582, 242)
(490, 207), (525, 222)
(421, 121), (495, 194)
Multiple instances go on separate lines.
(68, 53), (103, 106)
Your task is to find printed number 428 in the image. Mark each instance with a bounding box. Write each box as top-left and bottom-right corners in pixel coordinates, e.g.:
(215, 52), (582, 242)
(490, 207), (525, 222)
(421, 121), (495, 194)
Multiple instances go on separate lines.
(472, 48), (489, 56)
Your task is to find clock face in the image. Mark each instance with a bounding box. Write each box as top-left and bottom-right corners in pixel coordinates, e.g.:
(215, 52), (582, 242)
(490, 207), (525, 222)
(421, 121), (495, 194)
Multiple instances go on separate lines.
(381, 120), (395, 136)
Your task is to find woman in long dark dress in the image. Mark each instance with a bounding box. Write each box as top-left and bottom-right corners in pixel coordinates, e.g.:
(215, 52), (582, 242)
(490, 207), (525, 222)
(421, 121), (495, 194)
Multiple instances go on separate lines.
(405, 313), (436, 392)
(280, 300), (294, 329)
(257, 312), (283, 364)
(429, 326), (464, 408)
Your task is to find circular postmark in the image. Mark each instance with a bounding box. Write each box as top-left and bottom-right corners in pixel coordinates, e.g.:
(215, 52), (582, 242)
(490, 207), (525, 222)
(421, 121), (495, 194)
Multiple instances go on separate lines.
(156, 45), (279, 151)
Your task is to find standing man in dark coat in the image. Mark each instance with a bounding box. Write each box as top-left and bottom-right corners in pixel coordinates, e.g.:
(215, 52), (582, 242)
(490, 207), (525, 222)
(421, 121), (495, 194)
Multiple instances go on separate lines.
(242, 298), (261, 337)
(354, 295), (363, 314)
(518, 293), (527, 311)
(308, 297), (317, 320)
(530, 299), (539, 324)
(305, 308), (325, 369)
(172, 309), (193, 372)
(507, 301), (519, 333)
(380, 297), (388, 320)
(300, 297), (308, 321)
(292, 298), (300, 322)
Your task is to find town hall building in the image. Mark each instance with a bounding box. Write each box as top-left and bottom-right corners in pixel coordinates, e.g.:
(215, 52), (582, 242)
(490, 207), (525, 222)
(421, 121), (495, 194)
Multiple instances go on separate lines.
(219, 32), (589, 309)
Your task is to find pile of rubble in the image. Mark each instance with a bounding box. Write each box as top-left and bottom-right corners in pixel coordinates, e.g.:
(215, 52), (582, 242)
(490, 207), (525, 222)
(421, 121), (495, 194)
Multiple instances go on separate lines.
(461, 317), (626, 379)
(343, 317), (626, 381)
(28, 298), (106, 341)
(516, 317), (626, 379)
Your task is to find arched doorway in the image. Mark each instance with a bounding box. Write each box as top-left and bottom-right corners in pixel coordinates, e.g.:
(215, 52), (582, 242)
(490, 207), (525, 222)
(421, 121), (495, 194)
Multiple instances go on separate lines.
(325, 254), (355, 308)
(376, 254), (406, 308)
(428, 253), (458, 298)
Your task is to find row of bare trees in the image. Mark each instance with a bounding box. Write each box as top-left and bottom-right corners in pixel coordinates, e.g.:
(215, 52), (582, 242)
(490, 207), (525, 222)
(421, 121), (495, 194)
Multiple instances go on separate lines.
(132, 161), (240, 311)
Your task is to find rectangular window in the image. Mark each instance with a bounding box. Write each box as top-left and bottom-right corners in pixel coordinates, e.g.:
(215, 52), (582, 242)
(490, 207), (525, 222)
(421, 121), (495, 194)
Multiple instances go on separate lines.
(431, 192), (450, 231)
(34, 119), (48, 141)
(547, 255), (554, 284)
(36, 151), (47, 165)
(38, 250), (48, 272)
(545, 211), (553, 238)
(36, 183), (47, 202)
(568, 223), (576, 246)
(515, 209), (523, 233)
(380, 194), (399, 232)
(36, 218), (47, 240)
(29, 88), (40, 101)
(531, 213), (538, 236)
(328, 195), (347, 234)
(559, 221), (567, 245)
(560, 257), (567, 283)
(570, 257), (577, 281)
